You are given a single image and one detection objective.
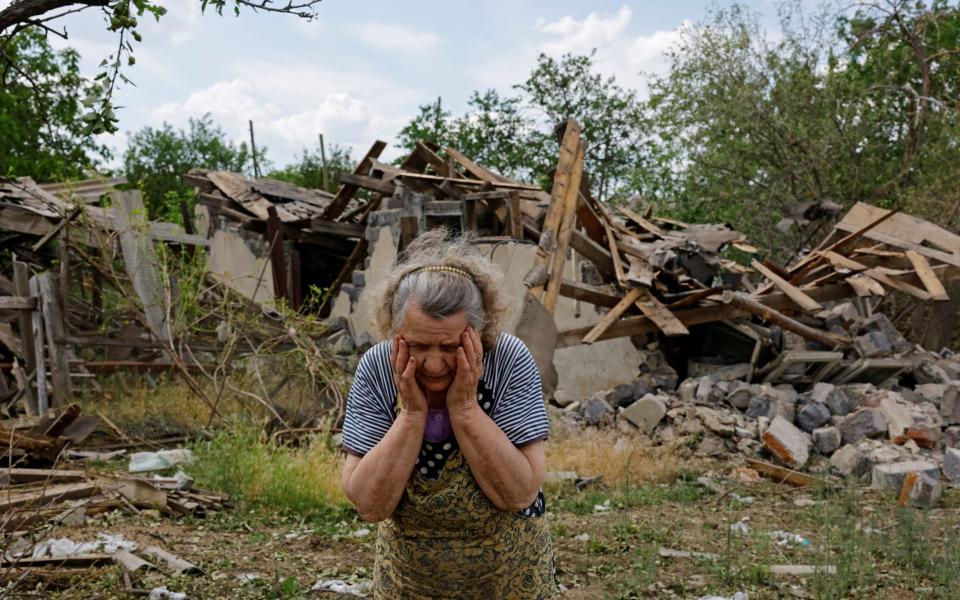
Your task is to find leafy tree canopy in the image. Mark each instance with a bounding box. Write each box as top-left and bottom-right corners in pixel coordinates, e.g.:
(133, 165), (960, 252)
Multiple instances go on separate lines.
(268, 143), (355, 195)
(123, 114), (265, 220)
(0, 29), (111, 181)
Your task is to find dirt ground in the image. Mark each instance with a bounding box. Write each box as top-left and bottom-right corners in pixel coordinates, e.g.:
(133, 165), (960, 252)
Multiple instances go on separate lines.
(16, 461), (958, 599)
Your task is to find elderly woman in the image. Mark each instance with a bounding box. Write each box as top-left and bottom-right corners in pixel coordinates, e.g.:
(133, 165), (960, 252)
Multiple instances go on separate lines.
(340, 228), (556, 599)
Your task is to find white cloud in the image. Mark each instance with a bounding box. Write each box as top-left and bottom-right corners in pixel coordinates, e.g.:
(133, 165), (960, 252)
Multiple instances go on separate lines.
(537, 5), (632, 56)
(474, 5), (687, 94)
(150, 78), (280, 129)
(354, 22), (443, 53)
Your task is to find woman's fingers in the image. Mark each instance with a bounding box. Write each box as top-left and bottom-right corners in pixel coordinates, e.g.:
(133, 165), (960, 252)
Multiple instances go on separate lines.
(469, 327), (483, 370)
(390, 335), (400, 372)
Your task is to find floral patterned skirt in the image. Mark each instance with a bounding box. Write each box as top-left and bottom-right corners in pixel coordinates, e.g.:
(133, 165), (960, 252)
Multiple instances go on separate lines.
(373, 451), (556, 599)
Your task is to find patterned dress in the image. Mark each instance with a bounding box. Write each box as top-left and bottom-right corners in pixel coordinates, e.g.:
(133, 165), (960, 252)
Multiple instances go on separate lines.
(342, 334), (557, 599)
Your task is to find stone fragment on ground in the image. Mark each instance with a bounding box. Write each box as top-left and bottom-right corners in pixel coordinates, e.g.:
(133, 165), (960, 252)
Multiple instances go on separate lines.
(796, 401), (831, 433)
(943, 448), (960, 482)
(620, 394), (668, 434)
(812, 426), (841, 455)
(761, 415), (810, 468)
(830, 444), (871, 479)
(898, 471), (941, 508)
(871, 460), (940, 492)
(838, 407), (888, 444)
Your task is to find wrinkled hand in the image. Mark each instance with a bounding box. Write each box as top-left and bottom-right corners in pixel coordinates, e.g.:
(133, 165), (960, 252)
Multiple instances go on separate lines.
(391, 337), (428, 417)
(446, 327), (484, 415)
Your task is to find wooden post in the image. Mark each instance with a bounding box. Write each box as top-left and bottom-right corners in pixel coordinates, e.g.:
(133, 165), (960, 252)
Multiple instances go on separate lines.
(289, 248), (302, 310)
(318, 133), (330, 193)
(542, 139), (586, 313)
(249, 119), (261, 178)
(266, 206), (288, 305)
(12, 259), (36, 387)
(37, 273), (71, 408)
(27, 276), (48, 416)
(506, 192), (523, 239)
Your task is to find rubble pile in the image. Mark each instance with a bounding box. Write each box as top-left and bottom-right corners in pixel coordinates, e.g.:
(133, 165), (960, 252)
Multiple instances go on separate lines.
(558, 307), (960, 507)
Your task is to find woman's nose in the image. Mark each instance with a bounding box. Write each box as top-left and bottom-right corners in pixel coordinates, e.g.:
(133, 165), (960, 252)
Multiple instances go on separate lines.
(423, 353), (446, 374)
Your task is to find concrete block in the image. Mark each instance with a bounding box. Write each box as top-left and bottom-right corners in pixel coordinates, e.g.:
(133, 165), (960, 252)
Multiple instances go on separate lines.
(695, 406), (736, 437)
(944, 426), (960, 450)
(838, 407), (888, 444)
(796, 402), (832, 433)
(810, 383), (857, 417)
(912, 362), (951, 385)
(813, 426), (841, 455)
(677, 378), (698, 404)
(899, 472), (942, 508)
(725, 381), (753, 410)
(943, 448), (960, 483)
(580, 396), (612, 426)
(761, 415), (811, 468)
(871, 460), (940, 492)
(939, 381), (960, 425)
(620, 394), (667, 434)
(854, 331), (893, 358)
(830, 444), (870, 478)
(841, 384), (878, 408)
(878, 395), (914, 440)
(860, 313), (912, 354)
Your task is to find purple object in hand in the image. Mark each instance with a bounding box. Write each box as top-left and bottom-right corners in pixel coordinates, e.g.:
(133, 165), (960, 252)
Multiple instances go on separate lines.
(424, 408), (452, 443)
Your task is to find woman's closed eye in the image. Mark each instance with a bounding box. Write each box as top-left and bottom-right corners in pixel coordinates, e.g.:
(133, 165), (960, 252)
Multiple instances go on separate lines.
(440, 345), (459, 353)
(407, 343), (426, 352)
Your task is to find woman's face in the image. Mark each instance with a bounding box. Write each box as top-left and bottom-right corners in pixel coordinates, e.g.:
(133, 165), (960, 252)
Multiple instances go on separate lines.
(396, 303), (470, 394)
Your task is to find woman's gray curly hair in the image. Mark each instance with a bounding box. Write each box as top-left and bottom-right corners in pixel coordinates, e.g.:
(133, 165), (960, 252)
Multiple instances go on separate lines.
(371, 227), (507, 349)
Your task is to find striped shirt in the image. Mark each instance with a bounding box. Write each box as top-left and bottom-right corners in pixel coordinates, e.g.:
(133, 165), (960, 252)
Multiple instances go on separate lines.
(341, 333), (549, 456)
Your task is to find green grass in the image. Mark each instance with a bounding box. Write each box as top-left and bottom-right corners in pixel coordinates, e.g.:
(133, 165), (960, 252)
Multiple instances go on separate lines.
(187, 420), (352, 530)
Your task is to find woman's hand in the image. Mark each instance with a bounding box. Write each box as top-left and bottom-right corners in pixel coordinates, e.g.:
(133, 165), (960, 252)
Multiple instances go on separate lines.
(446, 327), (484, 415)
(391, 336), (428, 417)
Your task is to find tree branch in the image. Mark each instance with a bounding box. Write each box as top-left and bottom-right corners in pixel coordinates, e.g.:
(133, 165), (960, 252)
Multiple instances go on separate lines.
(0, 0), (108, 35)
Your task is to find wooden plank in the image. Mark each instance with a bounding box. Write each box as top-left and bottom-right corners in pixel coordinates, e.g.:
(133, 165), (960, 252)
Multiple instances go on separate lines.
(0, 207), (55, 236)
(0, 296), (35, 310)
(37, 273), (70, 408)
(865, 268), (932, 300)
(528, 120), (583, 299)
(506, 192), (523, 239)
(319, 239), (369, 317)
(558, 280), (623, 307)
(821, 251), (868, 272)
(634, 289), (689, 336)
(752, 260), (823, 312)
(0, 481), (100, 511)
(306, 219), (365, 239)
(320, 140), (387, 220)
(835, 201), (960, 254)
(905, 250), (949, 300)
(625, 256), (654, 287)
(619, 206), (664, 237)
(600, 214), (625, 286)
(444, 147), (506, 183)
(744, 458), (817, 487)
(12, 259), (36, 415)
(582, 288), (645, 344)
(542, 137), (586, 313)
(414, 141), (458, 177)
(336, 172), (395, 196)
(722, 291), (847, 348)
(28, 276), (48, 415)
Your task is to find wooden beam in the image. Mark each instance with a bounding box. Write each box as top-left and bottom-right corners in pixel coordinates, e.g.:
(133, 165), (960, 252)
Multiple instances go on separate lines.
(752, 259), (823, 312)
(528, 120), (583, 299)
(558, 280), (623, 307)
(266, 206), (289, 304)
(865, 268), (933, 300)
(722, 291), (848, 348)
(37, 273), (70, 408)
(27, 276), (48, 415)
(0, 296), (36, 310)
(634, 288), (689, 336)
(905, 250), (949, 300)
(846, 273), (886, 297)
(337, 172), (395, 196)
(320, 140), (387, 220)
(618, 206), (664, 237)
(543, 138), (586, 313)
(582, 288), (644, 344)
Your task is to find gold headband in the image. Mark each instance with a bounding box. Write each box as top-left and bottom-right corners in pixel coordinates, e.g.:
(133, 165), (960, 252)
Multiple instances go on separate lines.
(408, 265), (474, 281)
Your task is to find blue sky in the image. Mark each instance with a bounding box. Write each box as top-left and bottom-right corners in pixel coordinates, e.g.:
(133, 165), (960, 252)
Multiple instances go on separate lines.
(24, 0), (790, 168)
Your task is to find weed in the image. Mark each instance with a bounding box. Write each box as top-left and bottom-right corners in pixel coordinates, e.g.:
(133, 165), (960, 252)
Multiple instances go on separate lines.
(187, 420), (351, 529)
